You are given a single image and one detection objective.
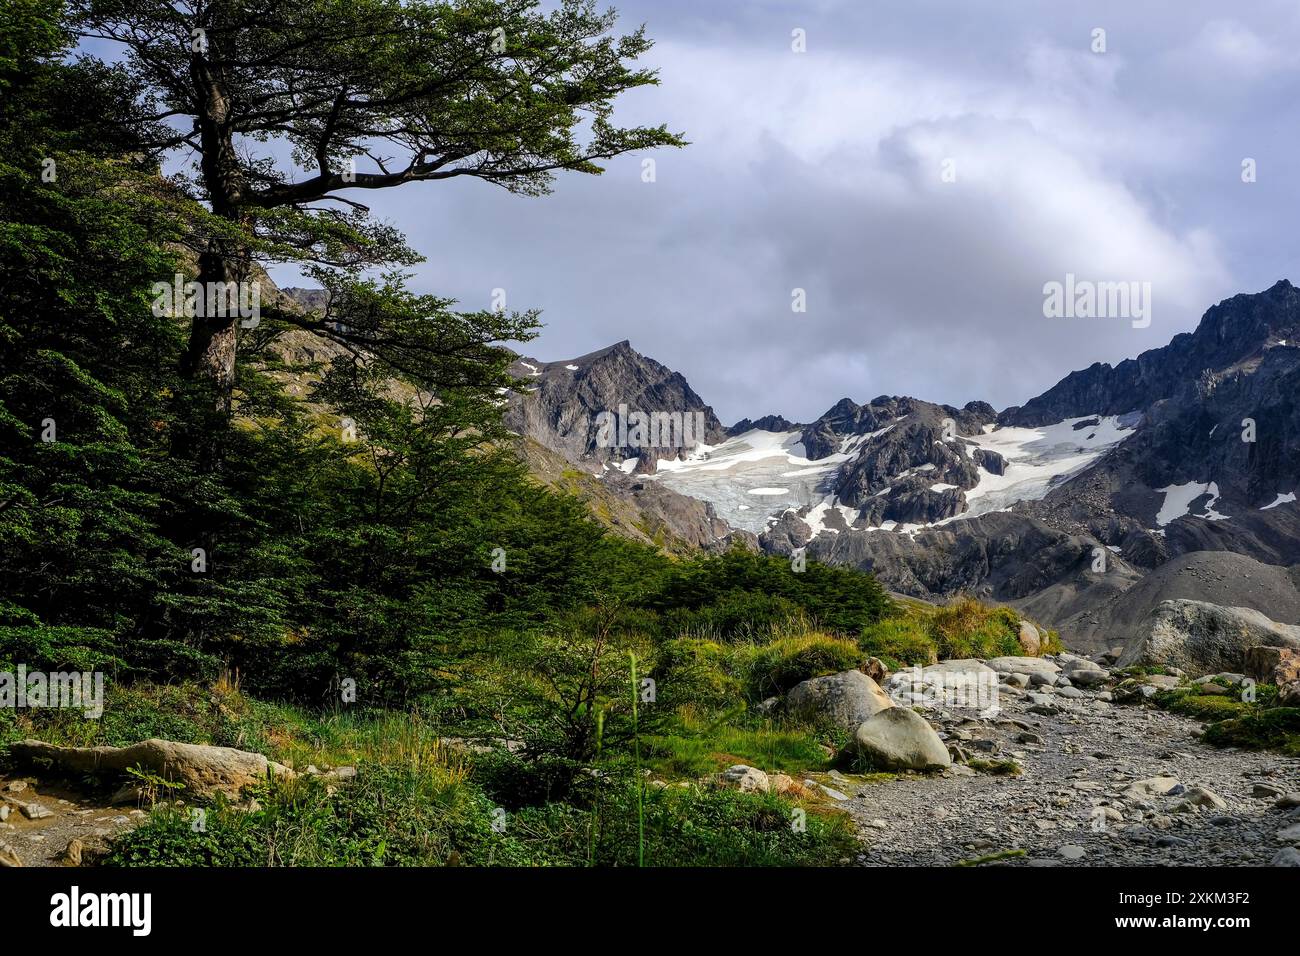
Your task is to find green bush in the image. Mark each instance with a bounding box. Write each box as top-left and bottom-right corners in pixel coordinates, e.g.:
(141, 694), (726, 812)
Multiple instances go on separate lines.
(654, 637), (749, 711)
(659, 591), (806, 643)
(648, 547), (891, 639)
(512, 782), (857, 866)
(105, 763), (855, 867)
(858, 617), (937, 667)
(748, 633), (865, 698)
(929, 598), (1023, 659)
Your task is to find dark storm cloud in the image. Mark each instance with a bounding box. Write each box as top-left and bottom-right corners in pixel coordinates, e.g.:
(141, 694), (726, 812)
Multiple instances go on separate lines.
(272, 0), (1300, 423)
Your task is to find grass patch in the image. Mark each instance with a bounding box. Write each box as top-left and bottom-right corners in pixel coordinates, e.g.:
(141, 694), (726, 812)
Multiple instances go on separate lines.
(747, 632), (866, 698)
(1201, 707), (1300, 756)
(104, 762), (857, 867)
(858, 616), (937, 668)
(1153, 689), (1252, 722)
(968, 758), (1022, 776)
(644, 710), (832, 779)
(858, 596), (1046, 669)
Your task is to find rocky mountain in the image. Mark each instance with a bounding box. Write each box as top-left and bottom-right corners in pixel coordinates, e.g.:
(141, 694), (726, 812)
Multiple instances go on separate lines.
(503, 340), (727, 474)
(505, 281), (1300, 648)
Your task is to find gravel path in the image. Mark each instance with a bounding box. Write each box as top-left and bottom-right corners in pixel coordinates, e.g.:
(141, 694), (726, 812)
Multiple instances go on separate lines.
(845, 685), (1300, 866)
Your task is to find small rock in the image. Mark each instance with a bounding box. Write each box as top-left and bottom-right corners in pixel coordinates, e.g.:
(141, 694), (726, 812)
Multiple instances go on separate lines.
(1125, 776), (1181, 801)
(1069, 668), (1110, 687)
(1277, 822), (1300, 844)
(19, 802), (52, 820)
(6, 781), (28, 793)
(1057, 844), (1086, 861)
(1017, 731), (1044, 745)
(1272, 846), (1300, 866)
(60, 838), (85, 866)
(1182, 786), (1227, 810)
(1251, 783), (1284, 799)
(769, 773), (796, 795)
(717, 765), (770, 794)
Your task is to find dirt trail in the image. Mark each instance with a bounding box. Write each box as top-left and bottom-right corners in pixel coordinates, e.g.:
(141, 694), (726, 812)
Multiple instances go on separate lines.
(0, 777), (145, 866)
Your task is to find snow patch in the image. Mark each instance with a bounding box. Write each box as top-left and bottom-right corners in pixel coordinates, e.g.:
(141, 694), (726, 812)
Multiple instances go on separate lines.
(959, 415), (1136, 518)
(1156, 480), (1230, 526)
(652, 429), (855, 532)
(1261, 491), (1296, 511)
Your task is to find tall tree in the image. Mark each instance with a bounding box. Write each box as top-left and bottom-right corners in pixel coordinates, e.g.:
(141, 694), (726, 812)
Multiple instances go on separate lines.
(71, 0), (683, 420)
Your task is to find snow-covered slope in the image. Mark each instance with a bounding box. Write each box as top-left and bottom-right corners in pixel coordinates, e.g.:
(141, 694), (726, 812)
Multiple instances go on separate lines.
(652, 429), (856, 533)
(959, 415), (1137, 518)
(651, 414), (1137, 539)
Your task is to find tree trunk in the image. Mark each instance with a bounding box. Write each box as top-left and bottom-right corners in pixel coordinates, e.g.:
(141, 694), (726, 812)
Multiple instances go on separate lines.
(180, 247), (242, 418)
(182, 50), (249, 422)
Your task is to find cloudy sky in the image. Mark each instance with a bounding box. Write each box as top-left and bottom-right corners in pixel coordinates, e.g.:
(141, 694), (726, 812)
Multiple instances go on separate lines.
(278, 0), (1300, 424)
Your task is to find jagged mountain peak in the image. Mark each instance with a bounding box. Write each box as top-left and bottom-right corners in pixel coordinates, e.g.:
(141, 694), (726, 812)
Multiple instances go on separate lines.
(504, 339), (727, 472)
(1003, 278), (1300, 428)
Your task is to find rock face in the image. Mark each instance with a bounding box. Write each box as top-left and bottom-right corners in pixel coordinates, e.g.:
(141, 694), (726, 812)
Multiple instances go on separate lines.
(786, 670), (894, 731)
(504, 340), (727, 473)
(8, 739), (295, 798)
(1243, 646), (1300, 686)
(1117, 600), (1300, 677)
(847, 707), (952, 772)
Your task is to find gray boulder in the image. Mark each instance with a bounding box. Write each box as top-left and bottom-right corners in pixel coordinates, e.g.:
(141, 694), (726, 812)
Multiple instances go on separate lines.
(847, 707), (952, 772)
(1118, 600), (1300, 678)
(8, 738), (295, 798)
(986, 656), (1059, 680)
(786, 670), (893, 731)
(715, 765), (770, 794)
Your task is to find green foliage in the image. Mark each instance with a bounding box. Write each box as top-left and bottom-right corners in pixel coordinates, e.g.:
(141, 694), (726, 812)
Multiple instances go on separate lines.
(1154, 690), (1252, 721)
(928, 597), (1023, 660)
(857, 597), (1042, 668)
(654, 637), (749, 712)
(968, 758), (1022, 776)
(645, 714), (832, 778)
(648, 547), (891, 639)
(1201, 708), (1300, 756)
(747, 633), (867, 698)
(858, 617), (938, 667)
